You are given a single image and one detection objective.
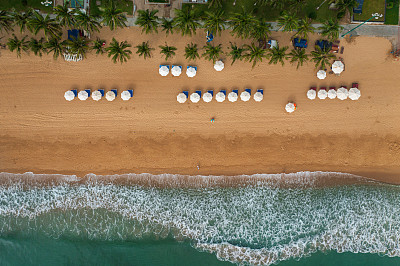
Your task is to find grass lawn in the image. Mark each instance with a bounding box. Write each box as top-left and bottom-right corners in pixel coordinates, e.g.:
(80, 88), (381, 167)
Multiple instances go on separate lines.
(186, 0), (338, 23)
(353, 0), (385, 22)
(0, 0), (53, 13)
(385, 0), (399, 24)
(90, 0), (133, 16)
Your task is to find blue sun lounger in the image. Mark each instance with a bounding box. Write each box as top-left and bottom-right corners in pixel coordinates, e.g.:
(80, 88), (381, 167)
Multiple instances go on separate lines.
(195, 90), (202, 97)
(183, 91), (189, 97)
(208, 90), (213, 96)
(98, 89), (105, 96)
(187, 66), (197, 71)
(127, 90), (133, 97)
(257, 89), (263, 94)
(71, 89), (78, 97)
(245, 88), (251, 95)
(232, 89), (238, 94)
(111, 89), (117, 96)
(84, 89), (91, 97)
(220, 90), (226, 95)
(172, 65), (182, 70)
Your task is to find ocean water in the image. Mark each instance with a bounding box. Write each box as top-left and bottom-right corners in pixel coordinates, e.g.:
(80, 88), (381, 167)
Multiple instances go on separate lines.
(0, 172), (400, 266)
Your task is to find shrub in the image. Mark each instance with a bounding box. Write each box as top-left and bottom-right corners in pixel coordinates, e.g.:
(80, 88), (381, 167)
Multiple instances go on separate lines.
(337, 10), (345, 19)
(21, 0), (28, 6)
(308, 11), (317, 20)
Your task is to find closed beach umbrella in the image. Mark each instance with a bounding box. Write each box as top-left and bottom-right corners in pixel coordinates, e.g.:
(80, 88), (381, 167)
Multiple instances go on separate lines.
(159, 65), (169, 76)
(332, 60), (344, 75)
(285, 102), (297, 113)
(328, 89), (336, 99)
(318, 89), (328, 99)
(240, 91), (251, 102)
(105, 91), (116, 101)
(190, 92), (201, 103)
(336, 87), (349, 100)
(216, 92), (226, 102)
(214, 60), (224, 71)
(348, 87), (361, 100)
(228, 91), (238, 102)
(186, 67), (197, 78)
(307, 89), (316, 100)
(317, 70), (326, 80)
(92, 90), (102, 101)
(171, 66), (182, 77)
(177, 92), (187, 103)
(203, 92), (213, 103)
(254, 91), (263, 102)
(121, 90), (131, 101)
(78, 90), (88, 101)
(64, 90), (75, 101)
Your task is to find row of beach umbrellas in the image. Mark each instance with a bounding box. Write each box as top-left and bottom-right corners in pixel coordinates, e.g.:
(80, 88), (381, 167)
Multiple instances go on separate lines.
(160, 65), (197, 77)
(317, 60), (345, 79)
(307, 85), (360, 100)
(177, 89), (263, 103)
(64, 89), (133, 101)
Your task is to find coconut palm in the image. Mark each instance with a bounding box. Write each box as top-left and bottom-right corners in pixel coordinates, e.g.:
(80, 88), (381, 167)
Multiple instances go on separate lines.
(75, 10), (101, 33)
(250, 18), (271, 41)
(202, 43), (223, 63)
(334, 0), (358, 16)
(277, 12), (298, 32)
(45, 37), (66, 60)
(29, 37), (46, 57)
(288, 48), (308, 69)
(28, 11), (62, 40)
(12, 9), (34, 33)
(173, 6), (200, 36)
(244, 43), (266, 68)
(184, 43), (199, 61)
(256, 0), (285, 9)
(67, 37), (90, 58)
(106, 38), (132, 63)
(227, 42), (245, 65)
(92, 38), (106, 55)
(208, 0), (223, 8)
(203, 10), (225, 36)
(319, 19), (343, 41)
(160, 18), (174, 35)
(7, 34), (29, 58)
(102, 2), (127, 30)
(136, 9), (159, 34)
(53, 4), (76, 28)
(295, 18), (314, 40)
(268, 46), (289, 66)
(0, 10), (13, 33)
(230, 9), (257, 39)
(311, 46), (336, 69)
(135, 41), (154, 59)
(159, 43), (177, 61)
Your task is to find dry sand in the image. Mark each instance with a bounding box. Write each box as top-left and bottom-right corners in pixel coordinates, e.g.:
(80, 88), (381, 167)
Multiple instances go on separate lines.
(0, 28), (400, 184)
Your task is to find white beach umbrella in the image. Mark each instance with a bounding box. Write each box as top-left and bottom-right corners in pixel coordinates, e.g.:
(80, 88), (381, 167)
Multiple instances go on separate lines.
(253, 91), (263, 102)
(348, 87), (361, 100)
(336, 87), (349, 100)
(318, 89), (328, 99)
(240, 91), (251, 102)
(285, 103), (296, 113)
(92, 90), (102, 101)
(216, 92), (226, 102)
(332, 60), (344, 75)
(328, 89), (337, 99)
(78, 90), (88, 101)
(121, 90), (132, 101)
(171, 66), (182, 77)
(177, 92), (187, 103)
(228, 91), (238, 102)
(203, 92), (213, 103)
(317, 70), (326, 80)
(214, 60), (224, 71)
(64, 90), (75, 101)
(186, 67), (197, 78)
(105, 91), (116, 101)
(190, 92), (201, 103)
(159, 65), (169, 76)
(307, 89), (316, 100)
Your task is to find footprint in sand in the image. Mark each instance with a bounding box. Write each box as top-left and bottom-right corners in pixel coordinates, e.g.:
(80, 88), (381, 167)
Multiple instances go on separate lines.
(388, 142), (400, 152)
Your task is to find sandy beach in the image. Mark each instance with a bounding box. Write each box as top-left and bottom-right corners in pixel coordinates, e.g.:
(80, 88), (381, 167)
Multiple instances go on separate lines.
(0, 27), (400, 184)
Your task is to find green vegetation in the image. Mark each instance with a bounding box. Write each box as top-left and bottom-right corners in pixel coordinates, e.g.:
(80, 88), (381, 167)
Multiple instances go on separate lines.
(147, 0), (169, 3)
(106, 37), (132, 63)
(0, 0), (53, 13)
(90, 0), (133, 16)
(159, 43), (177, 60)
(353, 0), (385, 22)
(385, 0), (399, 25)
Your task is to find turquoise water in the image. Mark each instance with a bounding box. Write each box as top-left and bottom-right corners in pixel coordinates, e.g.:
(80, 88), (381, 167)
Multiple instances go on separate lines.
(0, 172), (400, 265)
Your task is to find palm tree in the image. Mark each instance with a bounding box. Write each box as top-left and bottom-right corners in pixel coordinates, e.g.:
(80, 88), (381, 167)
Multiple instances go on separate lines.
(268, 0), (286, 9)
(160, 18), (174, 35)
(53, 4), (76, 28)
(244, 43), (266, 68)
(7, 34), (29, 58)
(28, 11), (62, 40)
(311, 46), (336, 69)
(135, 41), (154, 59)
(136, 9), (159, 34)
(106, 38), (132, 63)
(334, 0), (358, 17)
(102, 2), (127, 30)
(250, 18), (271, 41)
(202, 43), (223, 63)
(173, 6), (200, 36)
(45, 37), (66, 60)
(29, 37), (46, 57)
(92, 38), (106, 55)
(227, 42), (245, 65)
(288, 48), (308, 69)
(230, 9), (257, 39)
(295, 18), (314, 40)
(75, 10), (101, 33)
(12, 9), (34, 33)
(0, 10), (13, 33)
(184, 43), (199, 60)
(208, 0), (223, 8)
(67, 37), (90, 58)
(277, 12), (298, 32)
(203, 10), (225, 36)
(268, 46), (289, 66)
(319, 19), (343, 41)
(159, 43), (177, 60)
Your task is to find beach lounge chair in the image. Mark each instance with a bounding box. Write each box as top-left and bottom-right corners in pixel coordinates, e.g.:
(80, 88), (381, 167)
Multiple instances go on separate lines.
(245, 88), (251, 94)
(310, 87), (317, 91)
(85, 89), (91, 97)
(352, 83), (359, 89)
(71, 89), (78, 97)
(111, 89), (117, 96)
(98, 89), (105, 97)
(208, 90), (214, 96)
(183, 91), (188, 98)
(195, 90), (202, 97)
